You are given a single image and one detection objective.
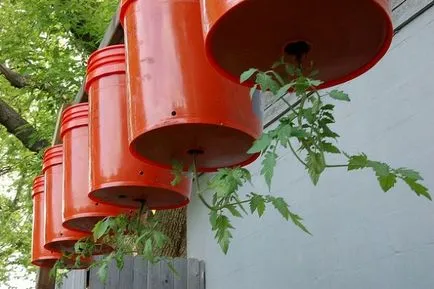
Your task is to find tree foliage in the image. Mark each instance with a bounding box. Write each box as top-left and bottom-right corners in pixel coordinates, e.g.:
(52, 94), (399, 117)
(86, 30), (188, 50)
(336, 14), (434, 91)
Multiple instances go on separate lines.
(0, 0), (117, 285)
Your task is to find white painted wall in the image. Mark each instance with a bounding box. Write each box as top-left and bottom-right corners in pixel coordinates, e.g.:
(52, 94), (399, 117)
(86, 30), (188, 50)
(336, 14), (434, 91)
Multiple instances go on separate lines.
(187, 5), (434, 289)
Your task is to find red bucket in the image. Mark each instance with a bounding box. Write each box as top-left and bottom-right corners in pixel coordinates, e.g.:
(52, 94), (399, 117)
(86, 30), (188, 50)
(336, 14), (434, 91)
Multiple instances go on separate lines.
(86, 45), (192, 209)
(60, 103), (129, 232)
(120, 0), (263, 172)
(200, 0), (393, 89)
(43, 145), (88, 253)
(31, 175), (61, 267)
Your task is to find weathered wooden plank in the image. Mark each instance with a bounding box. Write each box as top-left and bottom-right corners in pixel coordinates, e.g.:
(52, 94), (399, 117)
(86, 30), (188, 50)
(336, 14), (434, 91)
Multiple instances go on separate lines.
(159, 260), (174, 289)
(186, 259), (201, 289)
(107, 257), (121, 289)
(147, 261), (161, 289)
(133, 257), (148, 289)
(119, 256), (135, 288)
(198, 261), (205, 289)
(89, 256), (105, 289)
(173, 259), (187, 289)
(56, 270), (86, 289)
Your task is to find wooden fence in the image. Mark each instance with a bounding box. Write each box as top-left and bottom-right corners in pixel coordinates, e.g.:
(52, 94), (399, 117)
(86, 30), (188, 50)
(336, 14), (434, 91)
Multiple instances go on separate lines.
(55, 258), (205, 289)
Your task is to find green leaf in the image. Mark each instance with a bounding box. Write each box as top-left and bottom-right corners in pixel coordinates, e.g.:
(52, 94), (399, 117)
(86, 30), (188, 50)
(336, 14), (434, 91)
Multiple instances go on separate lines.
(288, 212), (311, 235)
(256, 72), (280, 94)
(321, 142), (340, 154)
(240, 68), (258, 83)
(312, 98), (321, 114)
(395, 168), (423, 181)
(368, 161), (390, 177)
(209, 211), (218, 229)
(321, 104), (335, 111)
(276, 124), (292, 147)
(249, 194), (266, 217)
(403, 178), (432, 200)
(143, 239), (154, 261)
(226, 205), (243, 218)
(171, 160), (184, 186)
(307, 79), (323, 87)
(378, 173), (397, 192)
(269, 196), (290, 220)
(248, 133), (271, 154)
(329, 90), (350, 101)
(275, 83), (294, 98)
(261, 152), (278, 190)
(153, 231), (167, 248)
(347, 154), (368, 170)
(213, 215), (234, 254)
(92, 219), (110, 240)
(97, 263), (108, 283)
(306, 152), (325, 185)
(302, 108), (315, 124)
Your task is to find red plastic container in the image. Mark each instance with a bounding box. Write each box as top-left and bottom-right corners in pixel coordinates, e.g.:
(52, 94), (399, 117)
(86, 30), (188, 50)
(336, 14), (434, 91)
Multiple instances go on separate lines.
(31, 175), (61, 267)
(86, 45), (192, 209)
(120, 0), (263, 172)
(61, 103), (128, 232)
(43, 145), (88, 253)
(200, 0), (393, 89)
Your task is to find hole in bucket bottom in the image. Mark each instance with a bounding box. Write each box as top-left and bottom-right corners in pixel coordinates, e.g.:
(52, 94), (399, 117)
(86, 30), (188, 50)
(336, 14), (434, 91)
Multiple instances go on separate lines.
(187, 149), (205, 155)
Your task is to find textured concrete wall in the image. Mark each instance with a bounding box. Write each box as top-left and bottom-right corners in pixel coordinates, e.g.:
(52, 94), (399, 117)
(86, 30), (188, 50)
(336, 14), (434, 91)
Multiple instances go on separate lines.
(187, 5), (434, 289)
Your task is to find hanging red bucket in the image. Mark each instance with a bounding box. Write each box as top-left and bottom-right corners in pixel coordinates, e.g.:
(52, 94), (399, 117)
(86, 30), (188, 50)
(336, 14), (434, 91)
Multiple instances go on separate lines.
(200, 0), (393, 89)
(60, 103), (128, 232)
(31, 175), (61, 267)
(85, 45), (192, 209)
(120, 0), (263, 172)
(43, 145), (88, 253)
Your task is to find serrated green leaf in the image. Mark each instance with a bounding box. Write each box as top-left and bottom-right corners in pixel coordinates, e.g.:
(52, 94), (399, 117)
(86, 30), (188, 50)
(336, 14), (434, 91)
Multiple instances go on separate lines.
(240, 68), (258, 83)
(368, 161), (390, 177)
(320, 123), (340, 138)
(321, 142), (340, 154)
(306, 152), (325, 185)
(321, 104), (335, 111)
(226, 205), (243, 218)
(275, 83), (294, 98)
(303, 108), (315, 124)
(261, 152), (277, 190)
(249, 194), (266, 217)
(347, 154), (368, 170)
(92, 219), (110, 240)
(276, 124), (292, 147)
(153, 231), (167, 248)
(256, 72), (280, 94)
(209, 211), (218, 229)
(329, 90), (350, 101)
(378, 173), (397, 192)
(269, 196), (290, 220)
(97, 263), (108, 283)
(403, 178), (432, 200)
(288, 212), (311, 235)
(143, 239), (153, 260)
(291, 127), (309, 138)
(395, 168), (423, 181)
(312, 98), (321, 114)
(247, 133), (271, 154)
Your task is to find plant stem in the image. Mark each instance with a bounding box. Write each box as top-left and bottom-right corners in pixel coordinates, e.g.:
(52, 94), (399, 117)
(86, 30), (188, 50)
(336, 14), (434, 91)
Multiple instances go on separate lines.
(288, 140), (308, 167)
(326, 164), (348, 168)
(215, 199), (251, 211)
(192, 154), (214, 210)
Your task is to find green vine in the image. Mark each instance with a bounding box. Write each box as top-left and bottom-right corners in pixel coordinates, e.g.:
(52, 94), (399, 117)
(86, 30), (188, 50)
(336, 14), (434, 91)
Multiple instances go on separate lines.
(54, 56), (431, 282)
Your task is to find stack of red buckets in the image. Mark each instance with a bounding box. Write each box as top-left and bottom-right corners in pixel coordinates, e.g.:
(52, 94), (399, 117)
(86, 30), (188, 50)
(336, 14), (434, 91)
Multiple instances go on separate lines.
(32, 0), (393, 269)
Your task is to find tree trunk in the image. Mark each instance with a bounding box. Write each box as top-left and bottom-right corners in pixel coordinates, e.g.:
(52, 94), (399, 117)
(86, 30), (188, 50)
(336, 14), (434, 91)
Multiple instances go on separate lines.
(0, 98), (49, 152)
(156, 207), (187, 257)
